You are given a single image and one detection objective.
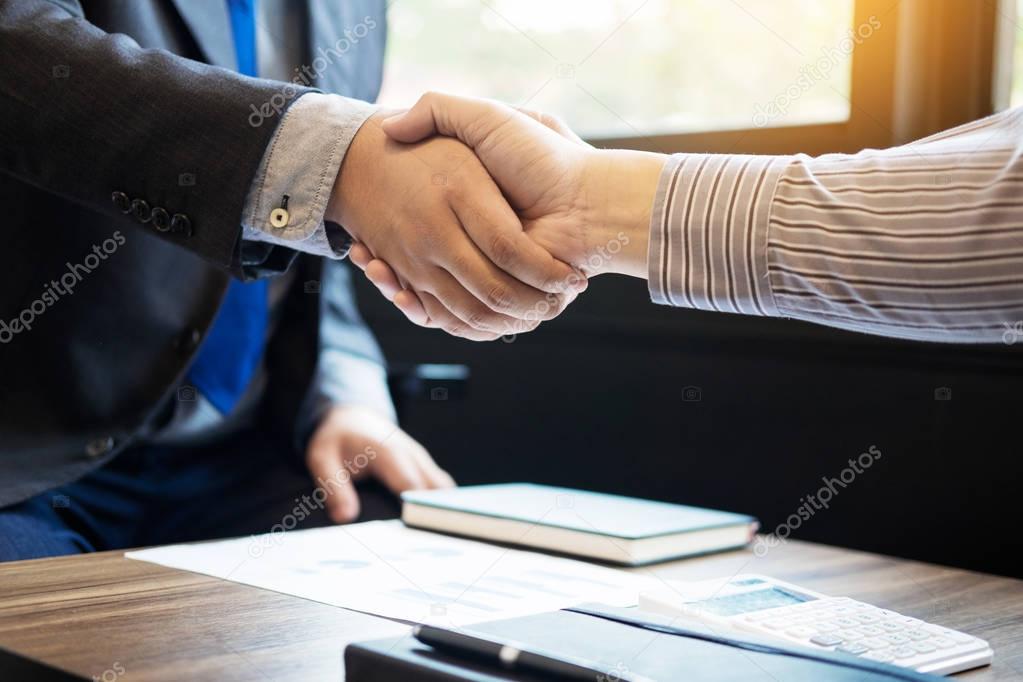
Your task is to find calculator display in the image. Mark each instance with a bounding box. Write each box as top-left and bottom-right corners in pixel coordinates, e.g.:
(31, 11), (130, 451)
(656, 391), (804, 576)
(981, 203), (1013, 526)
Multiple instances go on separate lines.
(691, 587), (815, 616)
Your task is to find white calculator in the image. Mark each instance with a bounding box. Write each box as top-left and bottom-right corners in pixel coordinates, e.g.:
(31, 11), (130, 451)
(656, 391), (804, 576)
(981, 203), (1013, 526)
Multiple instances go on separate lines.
(639, 574), (992, 676)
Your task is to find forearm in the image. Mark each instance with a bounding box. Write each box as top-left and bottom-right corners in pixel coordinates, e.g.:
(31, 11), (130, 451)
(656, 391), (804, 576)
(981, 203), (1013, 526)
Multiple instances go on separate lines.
(762, 111), (1023, 343)
(0, 0), (309, 271)
(636, 108), (1023, 343)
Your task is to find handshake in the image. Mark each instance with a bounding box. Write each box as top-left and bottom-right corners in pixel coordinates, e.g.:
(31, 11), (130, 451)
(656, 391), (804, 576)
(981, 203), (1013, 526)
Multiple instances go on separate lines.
(326, 93), (665, 341)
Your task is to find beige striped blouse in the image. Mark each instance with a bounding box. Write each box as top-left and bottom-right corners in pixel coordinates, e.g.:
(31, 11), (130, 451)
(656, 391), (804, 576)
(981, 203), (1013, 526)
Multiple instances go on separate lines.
(648, 107), (1023, 344)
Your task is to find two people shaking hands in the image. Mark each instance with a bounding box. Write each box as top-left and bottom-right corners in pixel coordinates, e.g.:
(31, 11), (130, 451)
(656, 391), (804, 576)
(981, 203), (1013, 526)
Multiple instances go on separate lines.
(333, 92), (655, 342)
(332, 93), (1023, 346)
(1, 0), (1019, 565)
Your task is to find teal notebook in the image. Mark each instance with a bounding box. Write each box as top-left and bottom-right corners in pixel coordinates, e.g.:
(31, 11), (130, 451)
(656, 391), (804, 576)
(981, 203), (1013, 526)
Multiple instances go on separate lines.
(401, 483), (757, 565)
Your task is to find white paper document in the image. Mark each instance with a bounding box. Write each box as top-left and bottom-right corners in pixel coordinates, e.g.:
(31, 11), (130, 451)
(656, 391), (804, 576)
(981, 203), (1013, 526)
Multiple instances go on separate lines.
(126, 520), (651, 626)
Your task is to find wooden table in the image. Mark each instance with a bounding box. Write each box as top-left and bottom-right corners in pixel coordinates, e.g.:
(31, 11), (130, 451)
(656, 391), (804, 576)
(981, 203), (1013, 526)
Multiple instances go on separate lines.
(1, 538), (1021, 681)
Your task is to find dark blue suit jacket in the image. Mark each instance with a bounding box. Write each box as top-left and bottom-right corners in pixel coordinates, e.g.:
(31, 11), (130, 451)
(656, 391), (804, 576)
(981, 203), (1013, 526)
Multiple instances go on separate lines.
(0, 0), (390, 506)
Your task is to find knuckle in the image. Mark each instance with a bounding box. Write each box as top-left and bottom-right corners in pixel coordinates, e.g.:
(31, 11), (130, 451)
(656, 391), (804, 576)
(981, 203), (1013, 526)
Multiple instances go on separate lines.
(412, 222), (440, 251)
(466, 306), (495, 330)
(489, 233), (518, 269)
(447, 253), (470, 276)
(444, 321), (467, 337)
(485, 283), (514, 312)
(526, 292), (561, 322)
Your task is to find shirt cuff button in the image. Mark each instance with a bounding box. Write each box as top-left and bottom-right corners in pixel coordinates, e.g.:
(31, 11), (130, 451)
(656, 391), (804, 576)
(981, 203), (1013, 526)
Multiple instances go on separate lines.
(270, 207), (290, 229)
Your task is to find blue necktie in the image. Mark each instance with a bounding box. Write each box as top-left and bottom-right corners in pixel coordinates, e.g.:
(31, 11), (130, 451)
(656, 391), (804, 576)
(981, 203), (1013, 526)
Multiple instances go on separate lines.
(186, 0), (268, 414)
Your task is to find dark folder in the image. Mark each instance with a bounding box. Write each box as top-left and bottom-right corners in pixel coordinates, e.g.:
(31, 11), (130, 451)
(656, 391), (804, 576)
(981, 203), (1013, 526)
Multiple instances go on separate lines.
(0, 647), (86, 681)
(345, 604), (942, 681)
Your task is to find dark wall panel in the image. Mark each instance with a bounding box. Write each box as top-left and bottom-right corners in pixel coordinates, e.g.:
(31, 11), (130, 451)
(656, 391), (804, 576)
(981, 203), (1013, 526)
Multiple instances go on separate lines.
(352, 268), (1022, 578)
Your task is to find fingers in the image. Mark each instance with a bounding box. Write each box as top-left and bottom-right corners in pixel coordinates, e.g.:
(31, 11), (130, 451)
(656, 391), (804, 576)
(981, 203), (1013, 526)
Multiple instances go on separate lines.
(367, 439), (426, 496)
(429, 267), (549, 336)
(361, 250), (559, 336)
(364, 260), (404, 300)
(305, 435), (361, 523)
(393, 289), (430, 326)
(367, 95), (588, 337)
(360, 208), (565, 330)
(349, 242), (373, 270)
(384, 93), (585, 296)
(361, 253), (547, 339)
(367, 263), (431, 327)
(454, 176), (583, 298)
(420, 463), (455, 489)
(418, 291), (504, 341)
(404, 438), (456, 489)
(360, 251), (531, 334)
(354, 251), (432, 325)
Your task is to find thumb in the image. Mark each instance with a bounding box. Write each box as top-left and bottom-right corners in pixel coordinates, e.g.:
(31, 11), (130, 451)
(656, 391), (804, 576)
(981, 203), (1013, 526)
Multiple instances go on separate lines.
(381, 92), (509, 149)
(379, 103), (435, 144)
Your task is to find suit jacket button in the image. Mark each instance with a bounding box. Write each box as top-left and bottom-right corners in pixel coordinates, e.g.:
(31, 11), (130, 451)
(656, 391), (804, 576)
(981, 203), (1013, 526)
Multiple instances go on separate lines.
(85, 436), (114, 458)
(151, 207), (171, 232)
(111, 191), (131, 213)
(170, 213), (192, 237)
(131, 199), (152, 223)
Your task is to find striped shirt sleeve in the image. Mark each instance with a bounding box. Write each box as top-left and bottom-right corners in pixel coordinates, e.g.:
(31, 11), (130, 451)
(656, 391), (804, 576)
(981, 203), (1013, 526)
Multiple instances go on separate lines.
(648, 107), (1023, 343)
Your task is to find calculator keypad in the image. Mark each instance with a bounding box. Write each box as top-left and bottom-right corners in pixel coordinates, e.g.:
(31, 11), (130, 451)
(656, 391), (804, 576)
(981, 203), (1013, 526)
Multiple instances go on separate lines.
(739, 597), (989, 672)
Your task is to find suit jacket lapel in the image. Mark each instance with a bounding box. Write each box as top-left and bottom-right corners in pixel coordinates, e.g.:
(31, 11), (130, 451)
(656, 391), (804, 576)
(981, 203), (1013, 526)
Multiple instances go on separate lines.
(169, 0), (237, 70)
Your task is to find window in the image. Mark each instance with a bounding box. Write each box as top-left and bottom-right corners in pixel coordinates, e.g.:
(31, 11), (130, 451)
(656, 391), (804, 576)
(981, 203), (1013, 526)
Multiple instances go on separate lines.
(378, 0), (857, 140)
(1012, 0), (1023, 106)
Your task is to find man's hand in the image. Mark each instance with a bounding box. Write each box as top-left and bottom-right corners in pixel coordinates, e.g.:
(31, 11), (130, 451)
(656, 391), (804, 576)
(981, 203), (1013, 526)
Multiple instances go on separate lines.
(348, 94), (664, 326)
(305, 404), (454, 523)
(327, 112), (585, 341)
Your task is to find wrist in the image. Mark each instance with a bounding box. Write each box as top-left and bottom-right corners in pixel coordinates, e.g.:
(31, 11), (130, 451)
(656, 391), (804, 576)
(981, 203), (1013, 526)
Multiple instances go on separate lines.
(580, 149), (665, 278)
(325, 111), (388, 235)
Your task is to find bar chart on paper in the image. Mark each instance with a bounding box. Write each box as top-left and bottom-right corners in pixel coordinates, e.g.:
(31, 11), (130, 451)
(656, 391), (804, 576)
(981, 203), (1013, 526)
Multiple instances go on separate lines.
(126, 521), (652, 626)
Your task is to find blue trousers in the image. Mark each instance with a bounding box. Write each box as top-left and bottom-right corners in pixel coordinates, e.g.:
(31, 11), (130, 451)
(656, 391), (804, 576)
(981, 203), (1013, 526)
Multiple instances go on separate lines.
(0, 427), (399, 562)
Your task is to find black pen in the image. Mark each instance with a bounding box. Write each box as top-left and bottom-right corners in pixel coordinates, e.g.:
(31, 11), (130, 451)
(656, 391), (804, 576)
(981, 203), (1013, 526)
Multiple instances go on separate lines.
(413, 624), (617, 680)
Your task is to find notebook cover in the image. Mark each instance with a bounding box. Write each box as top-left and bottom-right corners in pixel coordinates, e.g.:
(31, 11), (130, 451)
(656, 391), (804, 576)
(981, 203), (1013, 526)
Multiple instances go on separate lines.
(402, 483), (756, 540)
